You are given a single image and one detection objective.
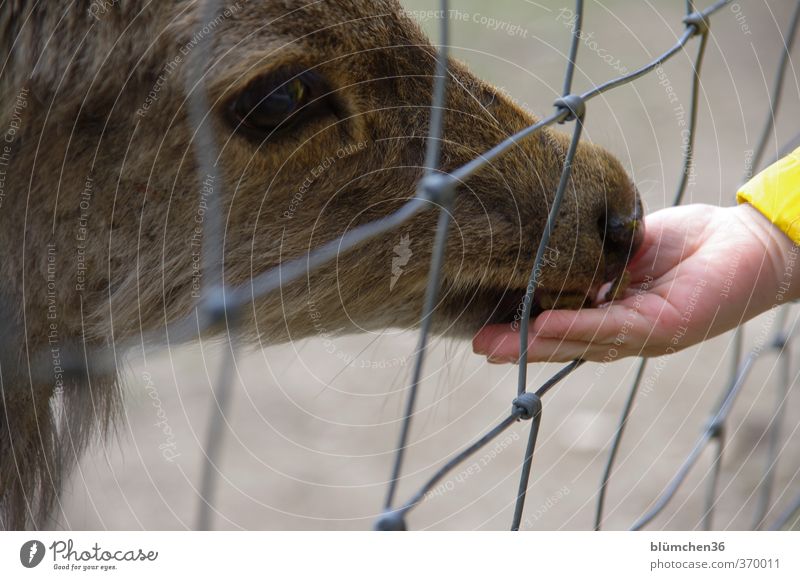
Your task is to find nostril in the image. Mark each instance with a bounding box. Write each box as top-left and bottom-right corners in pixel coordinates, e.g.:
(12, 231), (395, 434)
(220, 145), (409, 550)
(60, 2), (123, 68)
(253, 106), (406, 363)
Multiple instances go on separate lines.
(606, 215), (637, 250)
(596, 183), (646, 281)
(601, 189), (645, 257)
(597, 211), (644, 280)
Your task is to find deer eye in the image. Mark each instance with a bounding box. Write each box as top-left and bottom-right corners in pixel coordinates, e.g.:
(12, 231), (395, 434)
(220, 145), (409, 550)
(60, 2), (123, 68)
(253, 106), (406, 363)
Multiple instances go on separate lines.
(227, 70), (329, 138)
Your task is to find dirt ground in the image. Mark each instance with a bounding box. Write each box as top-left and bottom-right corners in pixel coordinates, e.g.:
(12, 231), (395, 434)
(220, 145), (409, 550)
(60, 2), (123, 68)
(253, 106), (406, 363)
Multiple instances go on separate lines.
(55, 0), (800, 530)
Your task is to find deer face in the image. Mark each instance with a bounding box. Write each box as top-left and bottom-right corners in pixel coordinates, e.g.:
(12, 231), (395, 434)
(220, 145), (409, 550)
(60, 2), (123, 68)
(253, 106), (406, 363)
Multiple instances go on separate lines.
(0, 0), (646, 531)
(164, 0), (644, 341)
(0, 0), (645, 529)
(2, 0), (643, 345)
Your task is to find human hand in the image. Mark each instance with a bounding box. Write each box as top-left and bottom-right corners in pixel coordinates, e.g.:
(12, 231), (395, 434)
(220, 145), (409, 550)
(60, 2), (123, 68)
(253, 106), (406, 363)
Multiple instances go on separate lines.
(473, 203), (799, 363)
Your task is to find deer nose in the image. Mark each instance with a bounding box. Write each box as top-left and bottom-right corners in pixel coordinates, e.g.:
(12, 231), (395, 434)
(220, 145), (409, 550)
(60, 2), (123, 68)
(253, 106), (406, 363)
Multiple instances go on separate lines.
(599, 191), (645, 280)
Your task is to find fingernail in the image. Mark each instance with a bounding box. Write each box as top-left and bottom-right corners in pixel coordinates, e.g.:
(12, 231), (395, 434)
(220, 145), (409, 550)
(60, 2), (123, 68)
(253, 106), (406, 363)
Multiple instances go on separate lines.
(487, 356), (517, 365)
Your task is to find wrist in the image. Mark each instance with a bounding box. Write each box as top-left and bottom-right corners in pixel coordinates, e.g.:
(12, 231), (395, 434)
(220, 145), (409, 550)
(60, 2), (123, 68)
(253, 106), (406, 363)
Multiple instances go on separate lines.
(735, 203), (800, 303)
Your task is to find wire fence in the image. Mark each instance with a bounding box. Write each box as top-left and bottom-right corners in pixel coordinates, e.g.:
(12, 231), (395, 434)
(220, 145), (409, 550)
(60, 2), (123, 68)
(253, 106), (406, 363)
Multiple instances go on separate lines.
(50, 0), (800, 531)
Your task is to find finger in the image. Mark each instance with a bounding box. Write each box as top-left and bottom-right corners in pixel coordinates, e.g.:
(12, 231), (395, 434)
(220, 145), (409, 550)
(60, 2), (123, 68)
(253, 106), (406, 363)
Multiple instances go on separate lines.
(473, 326), (635, 363)
(473, 305), (642, 353)
(473, 326), (590, 362)
(531, 304), (647, 344)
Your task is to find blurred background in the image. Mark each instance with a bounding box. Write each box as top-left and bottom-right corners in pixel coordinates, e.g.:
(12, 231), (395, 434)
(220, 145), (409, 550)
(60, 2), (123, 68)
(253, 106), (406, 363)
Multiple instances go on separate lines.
(56, 0), (800, 530)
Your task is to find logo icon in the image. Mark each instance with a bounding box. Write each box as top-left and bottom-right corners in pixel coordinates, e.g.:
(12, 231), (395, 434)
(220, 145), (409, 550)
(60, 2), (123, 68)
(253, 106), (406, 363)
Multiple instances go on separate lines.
(20, 540), (46, 568)
(390, 234), (413, 291)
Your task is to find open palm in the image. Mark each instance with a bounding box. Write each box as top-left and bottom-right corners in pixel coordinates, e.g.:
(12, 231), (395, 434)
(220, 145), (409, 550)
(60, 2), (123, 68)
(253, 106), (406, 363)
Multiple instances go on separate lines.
(473, 204), (796, 363)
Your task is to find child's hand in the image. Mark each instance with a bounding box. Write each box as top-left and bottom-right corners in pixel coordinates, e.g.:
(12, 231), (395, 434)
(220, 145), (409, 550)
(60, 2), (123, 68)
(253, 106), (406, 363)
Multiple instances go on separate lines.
(473, 203), (798, 363)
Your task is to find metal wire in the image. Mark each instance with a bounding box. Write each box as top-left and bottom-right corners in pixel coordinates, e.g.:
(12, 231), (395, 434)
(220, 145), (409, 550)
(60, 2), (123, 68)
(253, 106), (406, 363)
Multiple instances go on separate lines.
(595, 1), (713, 529)
(631, 351), (757, 530)
(596, 0), (800, 532)
(387, 0), (722, 530)
(195, 334), (239, 530)
(512, 118), (585, 529)
(723, 0), (800, 447)
(770, 488), (800, 530)
(183, 0), (800, 531)
(673, 25), (708, 206)
(748, 0), (800, 179)
(594, 359), (647, 530)
(183, 0), (233, 533)
(34, 0), (800, 531)
(383, 0), (452, 514)
(753, 311), (792, 529)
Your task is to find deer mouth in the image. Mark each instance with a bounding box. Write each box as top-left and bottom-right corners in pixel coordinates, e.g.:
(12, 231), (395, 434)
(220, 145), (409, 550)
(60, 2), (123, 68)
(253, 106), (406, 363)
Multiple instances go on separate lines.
(487, 287), (593, 326)
(438, 268), (632, 337)
(437, 281), (597, 337)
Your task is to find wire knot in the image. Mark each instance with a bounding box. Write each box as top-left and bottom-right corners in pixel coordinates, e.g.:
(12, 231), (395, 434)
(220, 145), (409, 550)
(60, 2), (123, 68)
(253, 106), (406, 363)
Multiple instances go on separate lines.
(683, 11), (710, 37)
(513, 392), (542, 421)
(553, 94), (586, 123)
(374, 510), (407, 531)
(416, 173), (457, 205)
(772, 334), (788, 350)
(706, 418), (724, 439)
(200, 288), (231, 330)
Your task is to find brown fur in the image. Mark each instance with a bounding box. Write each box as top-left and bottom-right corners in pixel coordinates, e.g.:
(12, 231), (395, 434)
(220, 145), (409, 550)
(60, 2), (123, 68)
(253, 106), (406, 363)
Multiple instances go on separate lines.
(0, 0), (641, 529)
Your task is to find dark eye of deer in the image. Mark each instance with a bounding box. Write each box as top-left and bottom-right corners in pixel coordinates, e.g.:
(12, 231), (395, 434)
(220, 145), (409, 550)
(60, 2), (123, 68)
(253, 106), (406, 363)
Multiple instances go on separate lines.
(228, 71), (328, 137)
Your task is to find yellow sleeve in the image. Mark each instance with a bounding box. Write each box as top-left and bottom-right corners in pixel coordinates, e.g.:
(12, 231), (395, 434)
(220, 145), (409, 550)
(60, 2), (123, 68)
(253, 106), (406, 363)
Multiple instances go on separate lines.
(737, 147), (800, 244)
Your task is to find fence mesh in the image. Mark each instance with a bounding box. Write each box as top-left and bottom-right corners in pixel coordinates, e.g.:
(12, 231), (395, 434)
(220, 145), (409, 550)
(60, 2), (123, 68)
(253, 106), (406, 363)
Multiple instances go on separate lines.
(41, 0), (800, 531)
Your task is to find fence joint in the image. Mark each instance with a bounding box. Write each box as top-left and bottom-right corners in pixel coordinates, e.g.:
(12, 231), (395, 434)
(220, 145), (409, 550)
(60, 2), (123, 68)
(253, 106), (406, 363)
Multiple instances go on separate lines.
(513, 392), (543, 421)
(417, 173), (457, 206)
(374, 510), (407, 531)
(553, 94), (586, 123)
(683, 11), (710, 37)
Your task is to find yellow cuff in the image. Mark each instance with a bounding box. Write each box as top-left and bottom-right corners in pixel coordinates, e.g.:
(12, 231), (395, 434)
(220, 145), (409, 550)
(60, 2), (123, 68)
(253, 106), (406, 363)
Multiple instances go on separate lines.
(737, 147), (800, 244)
